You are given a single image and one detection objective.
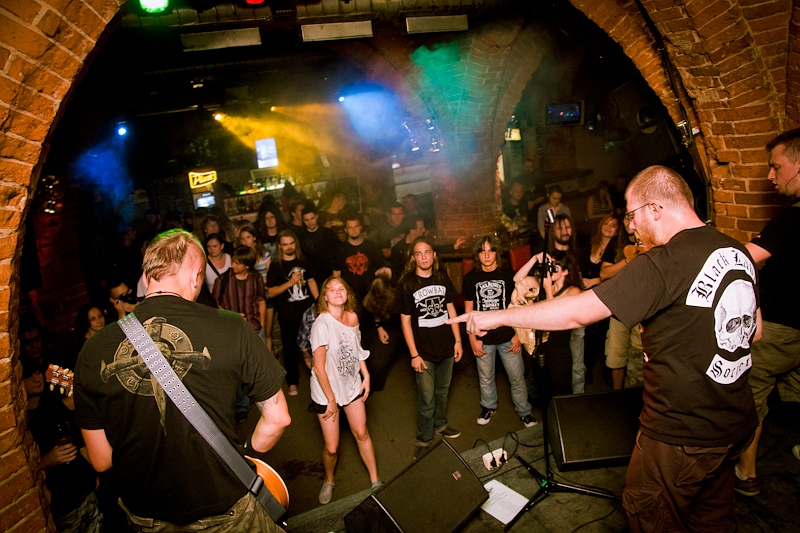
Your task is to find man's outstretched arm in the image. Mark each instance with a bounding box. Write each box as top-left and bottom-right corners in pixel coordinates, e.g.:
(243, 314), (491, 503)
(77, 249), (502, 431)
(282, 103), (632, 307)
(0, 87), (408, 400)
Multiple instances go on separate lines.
(448, 290), (612, 337)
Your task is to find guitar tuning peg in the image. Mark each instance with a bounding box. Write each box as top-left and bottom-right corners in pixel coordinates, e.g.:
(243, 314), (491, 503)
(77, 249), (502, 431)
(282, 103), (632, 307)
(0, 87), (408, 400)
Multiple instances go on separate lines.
(59, 386), (65, 394)
(68, 389), (73, 397)
(49, 384), (55, 391)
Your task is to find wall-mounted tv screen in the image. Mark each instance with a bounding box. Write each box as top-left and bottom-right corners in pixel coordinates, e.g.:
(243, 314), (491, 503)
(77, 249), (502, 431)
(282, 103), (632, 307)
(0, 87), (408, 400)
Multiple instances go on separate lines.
(545, 102), (584, 126)
(195, 192), (216, 208)
(256, 137), (278, 169)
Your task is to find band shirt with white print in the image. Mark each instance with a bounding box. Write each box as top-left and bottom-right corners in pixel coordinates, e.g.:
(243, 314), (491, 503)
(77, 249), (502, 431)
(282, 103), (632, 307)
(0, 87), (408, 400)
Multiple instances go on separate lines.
(593, 225), (759, 447)
(400, 272), (457, 363)
(462, 268), (516, 346)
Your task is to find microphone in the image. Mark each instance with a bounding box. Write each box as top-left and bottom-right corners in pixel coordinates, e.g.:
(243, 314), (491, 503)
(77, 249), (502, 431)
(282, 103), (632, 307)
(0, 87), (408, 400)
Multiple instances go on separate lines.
(786, 169), (800, 189)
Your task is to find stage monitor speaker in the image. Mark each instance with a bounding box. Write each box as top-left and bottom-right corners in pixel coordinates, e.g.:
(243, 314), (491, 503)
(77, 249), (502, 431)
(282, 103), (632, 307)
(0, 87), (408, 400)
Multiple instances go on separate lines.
(344, 440), (488, 533)
(547, 387), (643, 472)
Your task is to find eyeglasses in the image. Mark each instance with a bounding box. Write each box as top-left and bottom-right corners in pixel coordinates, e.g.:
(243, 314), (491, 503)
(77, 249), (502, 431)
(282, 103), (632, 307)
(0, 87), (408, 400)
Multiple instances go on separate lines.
(624, 203), (650, 221)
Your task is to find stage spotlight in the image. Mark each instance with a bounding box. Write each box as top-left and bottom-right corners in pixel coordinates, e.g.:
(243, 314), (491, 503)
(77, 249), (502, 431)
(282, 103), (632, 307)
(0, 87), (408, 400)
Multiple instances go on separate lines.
(117, 126), (127, 136)
(338, 96), (345, 102)
(214, 113), (223, 121)
(139, 0), (170, 14)
(270, 106), (276, 112)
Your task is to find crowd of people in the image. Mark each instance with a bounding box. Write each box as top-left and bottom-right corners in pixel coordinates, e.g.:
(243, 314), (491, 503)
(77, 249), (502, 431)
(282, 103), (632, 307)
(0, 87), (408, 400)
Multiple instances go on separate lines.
(17, 128), (800, 533)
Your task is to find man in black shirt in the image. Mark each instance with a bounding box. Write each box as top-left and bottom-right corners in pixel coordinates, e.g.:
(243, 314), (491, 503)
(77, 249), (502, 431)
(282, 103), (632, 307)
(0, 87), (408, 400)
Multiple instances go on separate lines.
(463, 235), (535, 428)
(333, 215), (389, 304)
(453, 166), (759, 532)
(299, 202), (340, 287)
(734, 128), (800, 497)
(75, 229), (291, 531)
(399, 237), (463, 458)
(267, 229), (319, 397)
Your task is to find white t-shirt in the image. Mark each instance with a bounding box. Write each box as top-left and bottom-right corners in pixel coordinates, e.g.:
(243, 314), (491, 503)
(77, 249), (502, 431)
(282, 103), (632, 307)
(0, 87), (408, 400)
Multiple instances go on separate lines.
(309, 312), (370, 406)
(205, 254), (231, 293)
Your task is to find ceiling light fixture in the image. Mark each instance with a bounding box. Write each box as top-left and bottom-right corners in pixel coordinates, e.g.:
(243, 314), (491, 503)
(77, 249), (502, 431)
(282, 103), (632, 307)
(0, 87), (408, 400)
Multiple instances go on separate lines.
(139, 0), (170, 14)
(301, 21), (373, 42)
(406, 15), (468, 34)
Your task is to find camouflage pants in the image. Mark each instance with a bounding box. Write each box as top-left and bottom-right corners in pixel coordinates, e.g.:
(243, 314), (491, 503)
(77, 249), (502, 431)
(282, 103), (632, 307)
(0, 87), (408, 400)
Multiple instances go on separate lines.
(120, 493), (284, 533)
(55, 491), (103, 533)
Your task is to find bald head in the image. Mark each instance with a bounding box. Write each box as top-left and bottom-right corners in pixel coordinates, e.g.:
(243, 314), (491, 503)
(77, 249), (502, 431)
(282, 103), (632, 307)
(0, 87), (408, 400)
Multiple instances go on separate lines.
(627, 166), (694, 213)
(625, 166), (703, 249)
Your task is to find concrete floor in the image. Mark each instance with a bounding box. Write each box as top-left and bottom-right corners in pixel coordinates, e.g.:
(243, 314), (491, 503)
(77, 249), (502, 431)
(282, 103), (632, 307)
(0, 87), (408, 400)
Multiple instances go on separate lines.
(237, 337), (800, 533)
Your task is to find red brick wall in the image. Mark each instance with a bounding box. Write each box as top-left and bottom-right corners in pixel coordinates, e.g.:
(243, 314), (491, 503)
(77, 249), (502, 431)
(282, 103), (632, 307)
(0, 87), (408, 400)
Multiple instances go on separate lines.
(0, 1), (121, 530)
(573, 0), (794, 240)
(1, 0), (797, 529)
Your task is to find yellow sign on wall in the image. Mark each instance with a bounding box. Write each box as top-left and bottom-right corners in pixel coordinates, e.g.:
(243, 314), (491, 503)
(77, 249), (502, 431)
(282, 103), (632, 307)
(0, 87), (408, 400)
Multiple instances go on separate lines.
(189, 170), (217, 188)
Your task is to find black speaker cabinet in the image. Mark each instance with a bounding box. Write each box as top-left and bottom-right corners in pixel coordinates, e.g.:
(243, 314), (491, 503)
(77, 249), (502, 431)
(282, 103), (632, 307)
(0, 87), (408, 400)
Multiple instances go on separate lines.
(344, 440), (488, 533)
(547, 387), (643, 471)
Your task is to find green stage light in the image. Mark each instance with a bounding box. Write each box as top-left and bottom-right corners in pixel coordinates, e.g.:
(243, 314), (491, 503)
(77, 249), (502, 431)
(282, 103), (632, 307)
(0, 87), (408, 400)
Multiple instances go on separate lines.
(140, 0), (170, 14)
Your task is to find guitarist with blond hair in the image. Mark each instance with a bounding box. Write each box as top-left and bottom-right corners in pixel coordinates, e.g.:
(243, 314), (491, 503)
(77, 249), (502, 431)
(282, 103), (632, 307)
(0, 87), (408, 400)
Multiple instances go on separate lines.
(75, 229), (291, 532)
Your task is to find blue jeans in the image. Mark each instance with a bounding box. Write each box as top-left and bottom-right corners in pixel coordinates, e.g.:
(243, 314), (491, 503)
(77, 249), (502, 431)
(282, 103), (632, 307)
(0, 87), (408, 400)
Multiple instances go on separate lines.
(475, 340), (532, 417)
(570, 327), (586, 394)
(415, 357), (454, 446)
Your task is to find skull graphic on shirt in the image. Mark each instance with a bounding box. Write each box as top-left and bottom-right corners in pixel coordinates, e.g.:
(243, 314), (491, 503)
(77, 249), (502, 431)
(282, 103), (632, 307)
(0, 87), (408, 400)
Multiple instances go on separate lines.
(714, 279), (757, 352)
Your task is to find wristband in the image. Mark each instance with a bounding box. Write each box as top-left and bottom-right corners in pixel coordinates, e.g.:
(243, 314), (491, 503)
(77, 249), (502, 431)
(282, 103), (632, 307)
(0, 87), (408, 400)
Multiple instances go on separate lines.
(411, 355), (420, 359)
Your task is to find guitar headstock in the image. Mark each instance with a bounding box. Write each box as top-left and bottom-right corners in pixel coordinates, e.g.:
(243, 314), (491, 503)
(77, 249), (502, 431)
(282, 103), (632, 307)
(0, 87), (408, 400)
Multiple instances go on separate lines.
(45, 364), (74, 397)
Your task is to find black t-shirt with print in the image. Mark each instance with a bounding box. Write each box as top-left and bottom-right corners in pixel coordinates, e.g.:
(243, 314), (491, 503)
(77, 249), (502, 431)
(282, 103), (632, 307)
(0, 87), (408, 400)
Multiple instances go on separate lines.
(334, 240), (384, 303)
(266, 257), (316, 318)
(74, 295), (285, 523)
(462, 268), (516, 345)
(593, 226), (758, 447)
(749, 198), (800, 329)
(400, 272), (456, 363)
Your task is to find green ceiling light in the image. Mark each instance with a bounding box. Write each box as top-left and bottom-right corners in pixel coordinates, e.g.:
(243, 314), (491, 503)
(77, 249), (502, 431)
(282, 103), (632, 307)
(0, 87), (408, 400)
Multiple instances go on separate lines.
(139, 0), (170, 14)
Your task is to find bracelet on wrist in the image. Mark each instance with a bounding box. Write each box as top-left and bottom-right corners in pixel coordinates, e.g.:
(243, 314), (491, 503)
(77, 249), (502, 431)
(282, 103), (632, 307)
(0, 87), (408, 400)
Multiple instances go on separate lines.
(411, 355), (420, 359)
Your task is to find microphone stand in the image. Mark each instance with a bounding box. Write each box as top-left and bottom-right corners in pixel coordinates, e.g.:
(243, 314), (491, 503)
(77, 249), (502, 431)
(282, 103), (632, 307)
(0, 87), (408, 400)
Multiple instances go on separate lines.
(504, 215), (619, 532)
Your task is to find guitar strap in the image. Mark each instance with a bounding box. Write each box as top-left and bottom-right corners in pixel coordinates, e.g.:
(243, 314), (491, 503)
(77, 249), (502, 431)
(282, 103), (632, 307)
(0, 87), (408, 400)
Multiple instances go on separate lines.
(117, 313), (286, 524)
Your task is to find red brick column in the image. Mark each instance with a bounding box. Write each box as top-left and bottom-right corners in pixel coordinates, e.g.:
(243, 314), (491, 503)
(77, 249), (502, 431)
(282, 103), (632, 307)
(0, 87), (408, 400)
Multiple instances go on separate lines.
(0, 1), (120, 530)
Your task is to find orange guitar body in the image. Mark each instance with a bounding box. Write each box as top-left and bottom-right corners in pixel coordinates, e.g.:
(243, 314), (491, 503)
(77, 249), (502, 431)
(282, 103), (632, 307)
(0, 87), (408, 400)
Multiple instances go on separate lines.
(245, 456), (289, 511)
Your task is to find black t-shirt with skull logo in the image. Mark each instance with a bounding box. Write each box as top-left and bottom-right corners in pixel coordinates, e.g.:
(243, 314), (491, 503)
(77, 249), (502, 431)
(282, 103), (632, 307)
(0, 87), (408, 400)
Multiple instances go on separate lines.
(593, 225), (759, 447)
(74, 295), (285, 523)
(400, 272), (457, 363)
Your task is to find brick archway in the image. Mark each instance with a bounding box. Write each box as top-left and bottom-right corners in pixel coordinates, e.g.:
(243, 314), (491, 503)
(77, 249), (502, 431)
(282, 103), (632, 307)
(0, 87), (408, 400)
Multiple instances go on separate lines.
(1, 1), (794, 528)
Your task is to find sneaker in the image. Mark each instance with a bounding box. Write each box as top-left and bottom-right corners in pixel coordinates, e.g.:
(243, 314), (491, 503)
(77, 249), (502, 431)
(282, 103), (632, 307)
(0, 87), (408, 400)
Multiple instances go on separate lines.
(414, 445), (429, 459)
(435, 426), (461, 439)
(288, 385), (298, 396)
(318, 481), (335, 504)
(734, 465), (760, 496)
(520, 414), (538, 428)
(371, 480), (384, 490)
(477, 407), (496, 425)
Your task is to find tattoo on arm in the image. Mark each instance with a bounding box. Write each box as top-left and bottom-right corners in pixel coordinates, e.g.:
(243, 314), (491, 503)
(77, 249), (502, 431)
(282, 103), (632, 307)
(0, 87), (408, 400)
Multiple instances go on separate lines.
(255, 394), (280, 412)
